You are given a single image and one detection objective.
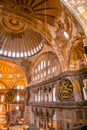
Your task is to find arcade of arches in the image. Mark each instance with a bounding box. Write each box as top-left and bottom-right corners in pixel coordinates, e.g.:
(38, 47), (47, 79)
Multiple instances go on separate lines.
(0, 0), (87, 130)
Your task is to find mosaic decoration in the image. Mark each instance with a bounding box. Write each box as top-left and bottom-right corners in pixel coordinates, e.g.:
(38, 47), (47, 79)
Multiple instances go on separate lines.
(58, 78), (73, 100)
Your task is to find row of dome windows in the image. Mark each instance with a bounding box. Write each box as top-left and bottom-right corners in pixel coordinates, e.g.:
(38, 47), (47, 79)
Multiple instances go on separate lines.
(0, 43), (43, 57)
(0, 74), (20, 78)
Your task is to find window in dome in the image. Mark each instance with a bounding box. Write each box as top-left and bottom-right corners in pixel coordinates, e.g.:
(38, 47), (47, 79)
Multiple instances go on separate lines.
(21, 86), (24, 89)
(28, 51), (31, 56)
(17, 74), (20, 78)
(34, 48), (36, 53)
(36, 47), (39, 51)
(12, 52), (15, 57)
(31, 50), (34, 55)
(17, 85), (20, 89)
(16, 52), (20, 57)
(4, 50), (7, 55)
(24, 52), (27, 57)
(8, 51), (11, 57)
(20, 52), (24, 57)
(39, 45), (41, 49)
(0, 49), (3, 54)
(9, 74), (12, 78)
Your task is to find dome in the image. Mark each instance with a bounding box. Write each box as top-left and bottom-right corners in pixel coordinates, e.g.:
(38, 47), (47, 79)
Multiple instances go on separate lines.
(0, 0), (60, 58)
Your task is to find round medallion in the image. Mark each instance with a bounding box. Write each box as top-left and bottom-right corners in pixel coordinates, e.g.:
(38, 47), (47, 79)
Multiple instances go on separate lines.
(1, 17), (26, 33)
(58, 78), (73, 100)
(6, 90), (15, 101)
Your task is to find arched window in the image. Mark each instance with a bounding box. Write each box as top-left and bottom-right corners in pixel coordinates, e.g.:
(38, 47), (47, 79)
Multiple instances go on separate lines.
(31, 52), (61, 84)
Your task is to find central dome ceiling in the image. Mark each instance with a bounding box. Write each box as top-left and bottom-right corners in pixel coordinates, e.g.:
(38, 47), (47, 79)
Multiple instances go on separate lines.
(0, 0), (60, 58)
(0, 18), (44, 58)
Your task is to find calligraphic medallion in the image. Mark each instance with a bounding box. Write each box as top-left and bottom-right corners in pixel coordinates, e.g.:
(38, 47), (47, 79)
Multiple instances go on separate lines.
(6, 90), (15, 102)
(58, 78), (73, 100)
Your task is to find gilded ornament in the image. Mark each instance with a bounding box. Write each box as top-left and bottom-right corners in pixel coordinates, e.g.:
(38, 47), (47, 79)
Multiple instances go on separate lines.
(58, 78), (73, 100)
(5, 90), (15, 102)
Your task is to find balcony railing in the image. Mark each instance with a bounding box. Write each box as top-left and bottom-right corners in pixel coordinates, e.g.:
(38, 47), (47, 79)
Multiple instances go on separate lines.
(27, 101), (87, 108)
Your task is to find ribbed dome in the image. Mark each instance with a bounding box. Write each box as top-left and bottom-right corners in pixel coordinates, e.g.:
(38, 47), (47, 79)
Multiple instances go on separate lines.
(0, 0), (60, 58)
(0, 18), (44, 58)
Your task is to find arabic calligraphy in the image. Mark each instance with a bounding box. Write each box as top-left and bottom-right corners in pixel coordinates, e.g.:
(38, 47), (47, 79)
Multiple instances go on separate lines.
(58, 78), (73, 100)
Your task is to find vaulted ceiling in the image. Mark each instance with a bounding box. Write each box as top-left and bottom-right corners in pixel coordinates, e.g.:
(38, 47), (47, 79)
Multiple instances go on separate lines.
(0, 0), (86, 73)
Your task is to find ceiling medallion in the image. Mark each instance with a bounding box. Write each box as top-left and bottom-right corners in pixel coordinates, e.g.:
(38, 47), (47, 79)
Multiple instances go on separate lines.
(1, 17), (26, 33)
(58, 78), (73, 100)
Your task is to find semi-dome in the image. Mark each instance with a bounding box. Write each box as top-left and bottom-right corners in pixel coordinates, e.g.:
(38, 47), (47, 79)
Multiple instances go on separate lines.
(0, 58), (27, 89)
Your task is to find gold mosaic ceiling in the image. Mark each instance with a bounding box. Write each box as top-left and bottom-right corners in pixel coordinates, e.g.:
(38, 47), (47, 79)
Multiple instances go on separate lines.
(0, 58), (27, 89)
(0, 0), (60, 58)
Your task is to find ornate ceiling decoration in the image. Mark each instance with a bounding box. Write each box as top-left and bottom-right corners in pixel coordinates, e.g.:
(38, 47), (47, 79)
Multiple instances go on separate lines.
(0, 0), (61, 58)
(0, 58), (27, 89)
